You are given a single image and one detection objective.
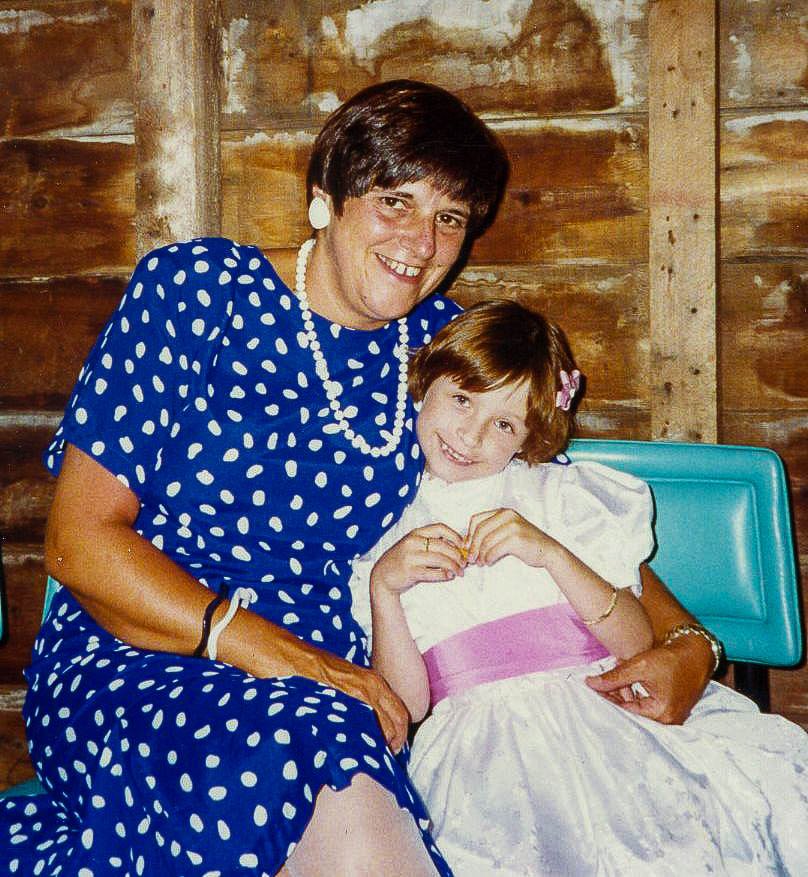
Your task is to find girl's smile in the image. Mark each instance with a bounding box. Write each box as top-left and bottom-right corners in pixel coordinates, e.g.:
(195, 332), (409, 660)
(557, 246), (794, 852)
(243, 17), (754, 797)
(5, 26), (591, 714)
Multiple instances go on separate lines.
(416, 376), (530, 483)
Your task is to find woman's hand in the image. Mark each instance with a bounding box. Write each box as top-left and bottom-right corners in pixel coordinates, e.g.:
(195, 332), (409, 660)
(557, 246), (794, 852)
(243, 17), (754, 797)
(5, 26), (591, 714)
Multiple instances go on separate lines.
(315, 652), (412, 753)
(584, 635), (713, 724)
(464, 507), (557, 568)
(370, 523), (465, 598)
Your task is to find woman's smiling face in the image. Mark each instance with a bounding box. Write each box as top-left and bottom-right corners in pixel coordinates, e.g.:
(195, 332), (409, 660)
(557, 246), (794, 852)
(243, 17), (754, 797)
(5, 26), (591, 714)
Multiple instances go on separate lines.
(306, 179), (471, 330)
(416, 376), (530, 483)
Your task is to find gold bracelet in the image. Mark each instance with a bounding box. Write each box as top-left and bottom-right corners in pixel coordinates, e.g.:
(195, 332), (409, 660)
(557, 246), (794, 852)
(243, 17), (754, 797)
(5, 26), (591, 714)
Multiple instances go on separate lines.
(582, 585), (619, 626)
(662, 622), (723, 675)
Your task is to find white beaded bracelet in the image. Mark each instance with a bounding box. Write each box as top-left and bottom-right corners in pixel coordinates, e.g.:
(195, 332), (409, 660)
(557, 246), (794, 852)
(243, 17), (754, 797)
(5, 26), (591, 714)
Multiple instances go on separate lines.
(207, 587), (258, 661)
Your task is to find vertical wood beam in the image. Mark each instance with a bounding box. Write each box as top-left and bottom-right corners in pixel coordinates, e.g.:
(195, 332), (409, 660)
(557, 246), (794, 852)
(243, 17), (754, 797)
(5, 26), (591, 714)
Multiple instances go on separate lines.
(132, 0), (221, 259)
(648, 0), (718, 442)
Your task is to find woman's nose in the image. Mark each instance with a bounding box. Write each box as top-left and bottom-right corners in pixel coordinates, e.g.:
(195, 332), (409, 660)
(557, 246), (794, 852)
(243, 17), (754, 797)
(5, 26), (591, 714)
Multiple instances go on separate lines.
(401, 213), (436, 260)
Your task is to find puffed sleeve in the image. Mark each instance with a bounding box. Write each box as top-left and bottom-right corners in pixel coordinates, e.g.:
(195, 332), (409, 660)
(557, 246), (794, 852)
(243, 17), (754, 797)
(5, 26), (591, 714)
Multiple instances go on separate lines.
(537, 461), (655, 594)
(43, 239), (235, 495)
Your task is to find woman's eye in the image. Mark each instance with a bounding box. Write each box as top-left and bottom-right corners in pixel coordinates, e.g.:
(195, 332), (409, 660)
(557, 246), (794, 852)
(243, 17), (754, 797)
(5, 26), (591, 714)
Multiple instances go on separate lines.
(380, 196), (406, 210)
(437, 212), (466, 230)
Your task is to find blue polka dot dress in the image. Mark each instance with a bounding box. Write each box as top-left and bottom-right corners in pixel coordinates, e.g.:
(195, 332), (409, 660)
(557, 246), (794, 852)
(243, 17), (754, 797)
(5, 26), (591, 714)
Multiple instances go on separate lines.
(2, 238), (458, 876)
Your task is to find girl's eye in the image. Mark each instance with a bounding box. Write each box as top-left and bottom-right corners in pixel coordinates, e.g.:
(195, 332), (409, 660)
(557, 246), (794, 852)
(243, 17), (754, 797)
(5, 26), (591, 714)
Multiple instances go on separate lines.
(452, 393), (470, 408)
(495, 420), (514, 433)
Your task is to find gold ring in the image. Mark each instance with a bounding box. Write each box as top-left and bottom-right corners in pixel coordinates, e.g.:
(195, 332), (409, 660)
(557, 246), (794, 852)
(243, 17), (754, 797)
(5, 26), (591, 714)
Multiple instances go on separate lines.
(424, 537), (430, 553)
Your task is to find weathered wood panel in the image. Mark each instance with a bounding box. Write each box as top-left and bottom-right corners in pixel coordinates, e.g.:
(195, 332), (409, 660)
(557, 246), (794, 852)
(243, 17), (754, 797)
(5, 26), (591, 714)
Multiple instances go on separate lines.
(0, 138), (135, 278)
(0, 416), (60, 544)
(0, 276), (125, 407)
(720, 111), (808, 261)
(0, 684), (33, 792)
(720, 0), (808, 110)
(0, 544), (46, 682)
(133, 0), (221, 256)
(0, 0), (132, 138)
(222, 118), (648, 264)
(719, 263), (808, 412)
(648, 0), (717, 443)
(219, 0), (648, 128)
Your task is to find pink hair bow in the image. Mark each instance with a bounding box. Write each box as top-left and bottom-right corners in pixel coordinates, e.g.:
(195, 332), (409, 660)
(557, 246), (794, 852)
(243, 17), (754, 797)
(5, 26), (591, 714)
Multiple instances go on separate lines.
(556, 369), (581, 411)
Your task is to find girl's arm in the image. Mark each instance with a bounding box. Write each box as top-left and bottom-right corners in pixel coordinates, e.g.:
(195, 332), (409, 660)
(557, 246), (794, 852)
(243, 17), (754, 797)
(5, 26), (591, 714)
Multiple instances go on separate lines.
(367, 525), (465, 722)
(465, 509), (654, 659)
(584, 564), (713, 723)
(46, 442), (411, 751)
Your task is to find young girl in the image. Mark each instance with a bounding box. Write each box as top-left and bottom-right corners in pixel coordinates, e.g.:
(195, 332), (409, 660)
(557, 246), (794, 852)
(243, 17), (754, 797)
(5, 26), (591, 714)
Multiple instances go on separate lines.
(349, 300), (808, 876)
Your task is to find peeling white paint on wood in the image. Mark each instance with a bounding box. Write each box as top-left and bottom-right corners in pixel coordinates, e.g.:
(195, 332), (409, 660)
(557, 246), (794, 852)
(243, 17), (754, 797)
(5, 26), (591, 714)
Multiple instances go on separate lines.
(343, 0), (533, 60)
(727, 33), (753, 102)
(577, 0), (646, 107)
(724, 109), (808, 134)
(222, 17), (249, 115)
(0, 7), (111, 35)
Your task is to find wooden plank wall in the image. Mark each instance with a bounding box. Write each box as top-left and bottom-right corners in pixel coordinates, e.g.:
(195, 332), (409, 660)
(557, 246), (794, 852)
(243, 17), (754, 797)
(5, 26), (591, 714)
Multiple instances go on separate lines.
(1, 1), (806, 791)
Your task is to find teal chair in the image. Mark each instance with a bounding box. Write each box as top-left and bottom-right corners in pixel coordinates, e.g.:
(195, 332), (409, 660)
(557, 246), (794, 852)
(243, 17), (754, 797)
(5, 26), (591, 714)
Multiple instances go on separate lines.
(0, 440), (802, 800)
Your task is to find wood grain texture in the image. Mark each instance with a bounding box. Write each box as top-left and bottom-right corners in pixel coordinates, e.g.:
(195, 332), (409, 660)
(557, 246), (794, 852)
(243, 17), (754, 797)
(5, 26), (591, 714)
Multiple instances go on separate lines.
(221, 118), (648, 264)
(0, 416), (61, 543)
(720, 0), (808, 109)
(719, 263), (808, 412)
(133, 0), (221, 255)
(0, 276), (126, 407)
(219, 0), (648, 128)
(0, 684), (34, 793)
(648, 0), (717, 443)
(0, 138), (135, 278)
(721, 111), (808, 261)
(0, 0), (131, 138)
(0, 544), (46, 683)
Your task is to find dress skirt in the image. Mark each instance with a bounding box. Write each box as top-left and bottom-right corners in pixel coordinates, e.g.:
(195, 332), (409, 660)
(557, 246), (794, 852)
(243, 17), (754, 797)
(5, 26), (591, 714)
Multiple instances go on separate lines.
(409, 659), (808, 877)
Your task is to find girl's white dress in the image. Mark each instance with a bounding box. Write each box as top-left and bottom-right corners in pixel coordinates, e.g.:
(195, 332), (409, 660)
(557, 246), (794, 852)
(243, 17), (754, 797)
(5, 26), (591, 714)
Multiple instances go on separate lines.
(350, 460), (808, 877)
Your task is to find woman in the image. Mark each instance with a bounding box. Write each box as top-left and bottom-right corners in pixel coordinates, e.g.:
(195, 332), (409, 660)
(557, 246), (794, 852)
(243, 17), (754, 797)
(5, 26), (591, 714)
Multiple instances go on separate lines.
(2, 81), (714, 876)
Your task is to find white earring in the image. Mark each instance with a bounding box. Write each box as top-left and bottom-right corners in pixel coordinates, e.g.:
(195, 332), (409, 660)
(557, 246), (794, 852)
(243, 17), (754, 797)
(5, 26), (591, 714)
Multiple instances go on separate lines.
(308, 195), (330, 229)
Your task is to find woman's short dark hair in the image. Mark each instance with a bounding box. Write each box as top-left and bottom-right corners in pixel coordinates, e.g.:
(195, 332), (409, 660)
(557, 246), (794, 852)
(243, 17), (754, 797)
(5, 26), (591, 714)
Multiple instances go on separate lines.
(306, 80), (509, 238)
(409, 300), (581, 464)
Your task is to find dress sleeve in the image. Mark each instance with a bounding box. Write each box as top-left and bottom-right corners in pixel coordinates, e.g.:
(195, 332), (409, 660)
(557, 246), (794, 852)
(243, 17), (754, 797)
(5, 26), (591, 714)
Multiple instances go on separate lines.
(542, 461), (655, 594)
(43, 239), (233, 495)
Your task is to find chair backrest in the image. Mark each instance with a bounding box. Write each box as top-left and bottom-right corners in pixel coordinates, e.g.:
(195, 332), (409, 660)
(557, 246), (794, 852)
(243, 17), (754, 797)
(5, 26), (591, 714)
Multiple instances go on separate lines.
(567, 439), (802, 667)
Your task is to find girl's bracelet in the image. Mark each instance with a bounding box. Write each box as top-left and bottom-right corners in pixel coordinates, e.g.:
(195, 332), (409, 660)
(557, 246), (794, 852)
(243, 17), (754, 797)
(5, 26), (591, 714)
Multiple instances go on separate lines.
(581, 585), (619, 626)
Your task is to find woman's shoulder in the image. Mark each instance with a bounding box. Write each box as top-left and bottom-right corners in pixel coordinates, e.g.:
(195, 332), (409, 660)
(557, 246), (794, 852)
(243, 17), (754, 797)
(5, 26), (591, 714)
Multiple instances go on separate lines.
(407, 294), (462, 344)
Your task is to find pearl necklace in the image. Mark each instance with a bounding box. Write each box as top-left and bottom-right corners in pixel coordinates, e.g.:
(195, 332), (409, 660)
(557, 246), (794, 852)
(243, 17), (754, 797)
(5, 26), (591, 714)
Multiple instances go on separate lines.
(295, 238), (410, 458)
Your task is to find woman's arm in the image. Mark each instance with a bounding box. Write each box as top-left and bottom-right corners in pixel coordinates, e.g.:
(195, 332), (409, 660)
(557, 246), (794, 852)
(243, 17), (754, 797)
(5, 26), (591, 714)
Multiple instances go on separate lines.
(45, 443), (411, 750)
(585, 564), (713, 723)
(465, 508), (653, 659)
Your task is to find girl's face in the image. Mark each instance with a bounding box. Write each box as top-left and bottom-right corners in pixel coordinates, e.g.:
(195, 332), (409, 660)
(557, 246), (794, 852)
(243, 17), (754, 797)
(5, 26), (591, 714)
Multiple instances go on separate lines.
(308, 179), (470, 329)
(416, 376), (530, 483)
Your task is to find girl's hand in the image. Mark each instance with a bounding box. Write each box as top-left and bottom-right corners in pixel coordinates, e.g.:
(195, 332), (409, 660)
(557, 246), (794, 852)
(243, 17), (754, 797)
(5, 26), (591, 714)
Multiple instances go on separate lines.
(465, 508), (560, 569)
(370, 523), (465, 597)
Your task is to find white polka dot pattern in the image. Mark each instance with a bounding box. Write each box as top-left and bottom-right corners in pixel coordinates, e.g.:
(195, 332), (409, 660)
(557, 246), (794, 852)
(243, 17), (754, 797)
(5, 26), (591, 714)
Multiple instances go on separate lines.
(3, 239), (457, 875)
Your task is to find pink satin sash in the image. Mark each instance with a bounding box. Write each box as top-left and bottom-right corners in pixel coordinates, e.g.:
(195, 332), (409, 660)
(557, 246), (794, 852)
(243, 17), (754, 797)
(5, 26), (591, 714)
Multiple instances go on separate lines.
(423, 603), (610, 706)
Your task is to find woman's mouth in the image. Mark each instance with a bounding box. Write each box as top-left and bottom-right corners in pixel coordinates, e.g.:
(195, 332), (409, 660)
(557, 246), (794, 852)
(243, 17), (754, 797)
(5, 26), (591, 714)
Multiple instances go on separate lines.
(377, 253), (422, 278)
(438, 435), (473, 466)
